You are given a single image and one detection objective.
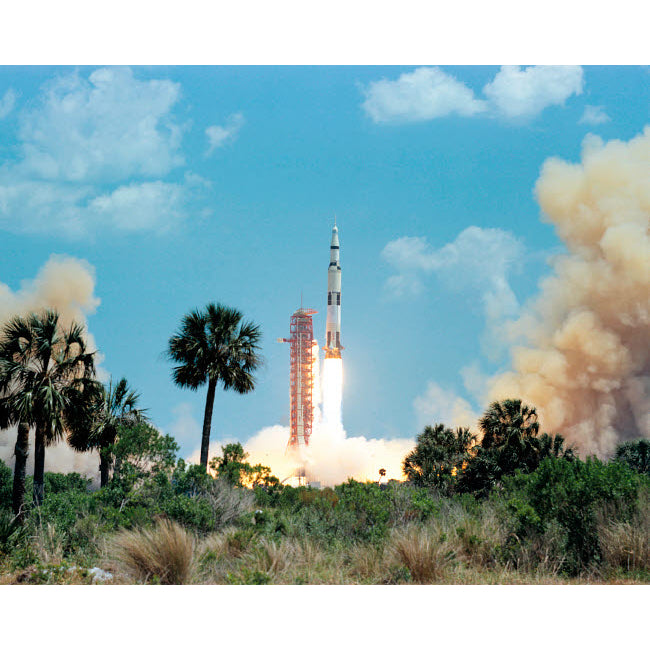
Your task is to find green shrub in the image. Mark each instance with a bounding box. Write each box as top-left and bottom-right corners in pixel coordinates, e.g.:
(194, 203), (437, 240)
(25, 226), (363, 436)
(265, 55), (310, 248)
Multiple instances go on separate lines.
(44, 472), (92, 494)
(501, 456), (649, 573)
(161, 494), (215, 533)
(0, 460), (12, 510)
(614, 439), (650, 475)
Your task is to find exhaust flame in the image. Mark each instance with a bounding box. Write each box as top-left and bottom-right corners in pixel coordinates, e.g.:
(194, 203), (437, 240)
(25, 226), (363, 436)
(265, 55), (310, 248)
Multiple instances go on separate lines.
(244, 354), (413, 486)
(321, 358), (344, 439)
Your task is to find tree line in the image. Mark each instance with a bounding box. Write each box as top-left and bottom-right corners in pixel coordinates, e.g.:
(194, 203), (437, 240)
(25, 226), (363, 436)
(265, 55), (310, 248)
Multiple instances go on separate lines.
(1, 301), (648, 525)
(0, 302), (262, 520)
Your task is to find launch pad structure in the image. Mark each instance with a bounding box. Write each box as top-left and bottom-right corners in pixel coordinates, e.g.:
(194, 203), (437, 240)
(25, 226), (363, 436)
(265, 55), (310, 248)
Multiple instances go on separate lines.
(279, 308), (318, 450)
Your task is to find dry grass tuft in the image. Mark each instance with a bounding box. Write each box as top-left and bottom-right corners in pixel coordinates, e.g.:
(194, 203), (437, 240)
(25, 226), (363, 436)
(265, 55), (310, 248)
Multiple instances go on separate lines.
(599, 496), (650, 571)
(108, 518), (196, 584)
(444, 503), (508, 568)
(205, 479), (255, 529)
(34, 522), (65, 565)
(253, 538), (296, 575)
(391, 524), (456, 583)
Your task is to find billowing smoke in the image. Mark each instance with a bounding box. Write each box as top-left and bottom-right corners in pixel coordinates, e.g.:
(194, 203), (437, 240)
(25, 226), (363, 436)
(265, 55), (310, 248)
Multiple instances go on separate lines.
(239, 357), (413, 486)
(0, 255), (101, 480)
(188, 354), (414, 486)
(489, 127), (650, 457)
(244, 422), (413, 486)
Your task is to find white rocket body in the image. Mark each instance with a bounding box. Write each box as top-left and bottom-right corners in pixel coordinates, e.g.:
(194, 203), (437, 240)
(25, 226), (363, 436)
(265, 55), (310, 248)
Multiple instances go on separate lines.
(324, 225), (343, 359)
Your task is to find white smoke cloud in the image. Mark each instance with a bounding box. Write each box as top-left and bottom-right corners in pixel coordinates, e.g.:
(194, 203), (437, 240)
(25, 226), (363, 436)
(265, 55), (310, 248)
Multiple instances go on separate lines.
(239, 423), (414, 486)
(362, 65), (584, 123)
(0, 255), (102, 481)
(189, 358), (415, 486)
(489, 127), (650, 456)
(206, 113), (245, 155)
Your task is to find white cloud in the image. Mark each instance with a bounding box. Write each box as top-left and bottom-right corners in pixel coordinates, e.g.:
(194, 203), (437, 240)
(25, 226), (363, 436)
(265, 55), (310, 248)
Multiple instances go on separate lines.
(0, 176), (192, 238)
(413, 381), (478, 431)
(166, 402), (202, 451)
(579, 104), (611, 125)
(0, 178), (92, 237)
(0, 67), (206, 237)
(363, 65), (584, 123)
(89, 181), (186, 232)
(18, 67), (183, 182)
(483, 65), (584, 119)
(382, 226), (524, 347)
(362, 67), (487, 123)
(0, 88), (17, 118)
(460, 361), (490, 404)
(206, 113), (245, 154)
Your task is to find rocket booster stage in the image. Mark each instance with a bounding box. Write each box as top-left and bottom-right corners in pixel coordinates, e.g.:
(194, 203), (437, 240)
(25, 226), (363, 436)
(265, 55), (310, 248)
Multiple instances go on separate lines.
(324, 224), (343, 359)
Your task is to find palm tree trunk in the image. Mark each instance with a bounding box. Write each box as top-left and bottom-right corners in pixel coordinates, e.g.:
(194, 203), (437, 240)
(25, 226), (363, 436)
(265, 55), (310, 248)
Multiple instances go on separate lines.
(12, 422), (30, 520)
(33, 426), (46, 506)
(99, 447), (111, 488)
(200, 377), (217, 468)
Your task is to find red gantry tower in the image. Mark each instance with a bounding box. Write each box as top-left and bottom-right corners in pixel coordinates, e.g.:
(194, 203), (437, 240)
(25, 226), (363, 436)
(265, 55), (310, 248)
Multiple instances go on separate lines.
(279, 308), (318, 449)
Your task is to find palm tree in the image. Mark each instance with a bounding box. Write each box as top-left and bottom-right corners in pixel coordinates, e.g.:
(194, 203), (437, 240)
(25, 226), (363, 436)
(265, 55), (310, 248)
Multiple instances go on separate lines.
(0, 310), (97, 506)
(0, 385), (30, 519)
(167, 303), (262, 468)
(1, 319), (38, 518)
(67, 377), (146, 487)
(479, 399), (541, 476)
(403, 423), (477, 491)
(479, 398), (540, 450)
(536, 432), (574, 461)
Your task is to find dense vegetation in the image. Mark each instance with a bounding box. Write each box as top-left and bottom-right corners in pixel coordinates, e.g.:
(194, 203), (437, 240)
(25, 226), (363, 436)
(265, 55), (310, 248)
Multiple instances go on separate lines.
(1, 308), (648, 584)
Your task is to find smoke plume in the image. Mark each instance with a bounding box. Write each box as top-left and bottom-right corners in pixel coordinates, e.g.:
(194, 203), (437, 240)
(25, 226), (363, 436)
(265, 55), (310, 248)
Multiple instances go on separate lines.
(0, 255), (101, 480)
(489, 127), (650, 457)
(244, 423), (414, 487)
(191, 356), (414, 486)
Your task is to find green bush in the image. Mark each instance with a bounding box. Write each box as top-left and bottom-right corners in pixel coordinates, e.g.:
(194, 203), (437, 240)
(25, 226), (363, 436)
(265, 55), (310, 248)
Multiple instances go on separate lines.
(44, 472), (92, 494)
(501, 456), (649, 573)
(0, 459), (11, 510)
(615, 439), (650, 475)
(161, 494), (216, 533)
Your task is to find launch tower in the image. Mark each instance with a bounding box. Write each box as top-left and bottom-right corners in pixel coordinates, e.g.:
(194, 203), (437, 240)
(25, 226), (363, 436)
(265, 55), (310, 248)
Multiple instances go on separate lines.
(279, 308), (318, 449)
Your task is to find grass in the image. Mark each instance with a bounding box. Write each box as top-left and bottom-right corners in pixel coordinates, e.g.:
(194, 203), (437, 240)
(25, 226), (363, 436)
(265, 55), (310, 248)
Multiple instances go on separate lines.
(391, 523), (456, 583)
(598, 491), (650, 571)
(107, 518), (196, 584)
(2, 479), (649, 585)
(4, 517), (650, 585)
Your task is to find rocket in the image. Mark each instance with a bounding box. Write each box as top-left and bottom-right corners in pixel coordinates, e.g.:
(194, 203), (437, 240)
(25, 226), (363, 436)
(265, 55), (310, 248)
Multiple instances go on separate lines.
(324, 222), (343, 359)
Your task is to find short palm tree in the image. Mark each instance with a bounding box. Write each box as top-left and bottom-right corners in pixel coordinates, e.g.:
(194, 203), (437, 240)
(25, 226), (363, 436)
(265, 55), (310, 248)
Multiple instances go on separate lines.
(167, 303), (262, 468)
(479, 399), (539, 448)
(403, 423), (477, 491)
(0, 310), (97, 505)
(67, 377), (146, 487)
(479, 399), (541, 475)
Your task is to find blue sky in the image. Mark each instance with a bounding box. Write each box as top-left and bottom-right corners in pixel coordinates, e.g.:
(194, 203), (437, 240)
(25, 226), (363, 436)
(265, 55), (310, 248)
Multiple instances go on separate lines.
(1, 65), (648, 458)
